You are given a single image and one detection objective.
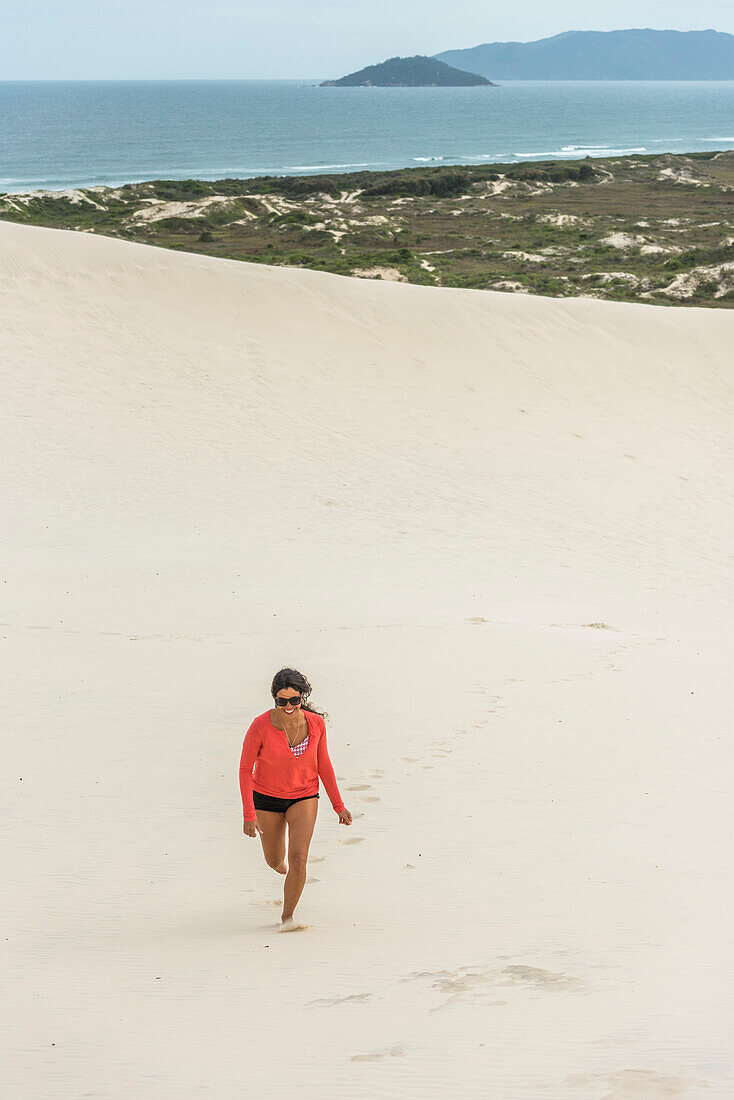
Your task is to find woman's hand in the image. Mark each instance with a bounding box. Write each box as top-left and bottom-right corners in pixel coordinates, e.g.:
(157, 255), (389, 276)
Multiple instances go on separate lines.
(243, 821), (263, 837)
(338, 808), (353, 826)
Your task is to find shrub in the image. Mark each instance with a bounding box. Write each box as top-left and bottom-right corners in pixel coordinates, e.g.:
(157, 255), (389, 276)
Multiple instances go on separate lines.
(150, 216), (203, 234)
(362, 170), (471, 198)
(151, 179), (211, 200)
(505, 162), (595, 183)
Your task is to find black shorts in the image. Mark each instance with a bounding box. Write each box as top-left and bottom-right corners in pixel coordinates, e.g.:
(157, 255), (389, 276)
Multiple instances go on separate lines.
(252, 788), (319, 814)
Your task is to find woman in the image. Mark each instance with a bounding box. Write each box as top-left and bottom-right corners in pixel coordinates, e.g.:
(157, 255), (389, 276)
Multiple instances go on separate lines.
(239, 668), (352, 930)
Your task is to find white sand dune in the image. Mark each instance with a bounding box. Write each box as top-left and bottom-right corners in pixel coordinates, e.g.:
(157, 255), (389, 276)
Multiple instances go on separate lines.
(2, 220), (733, 1098)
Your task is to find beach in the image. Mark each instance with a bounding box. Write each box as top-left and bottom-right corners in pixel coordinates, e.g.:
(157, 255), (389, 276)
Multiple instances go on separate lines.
(2, 218), (733, 1097)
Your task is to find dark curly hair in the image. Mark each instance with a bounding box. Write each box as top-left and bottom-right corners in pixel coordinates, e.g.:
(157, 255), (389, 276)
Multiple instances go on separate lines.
(270, 667), (329, 721)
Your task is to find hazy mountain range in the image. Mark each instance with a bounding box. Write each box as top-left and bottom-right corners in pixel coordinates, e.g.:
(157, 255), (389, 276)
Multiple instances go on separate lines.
(434, 29), (734, 80)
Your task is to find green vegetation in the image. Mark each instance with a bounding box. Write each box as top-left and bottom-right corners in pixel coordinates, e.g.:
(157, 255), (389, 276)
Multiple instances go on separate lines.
(361, 170), (472, 197)
(320, 54), (494, 87)
(504, 163), (596, 182)
(3, 149), (734, 307)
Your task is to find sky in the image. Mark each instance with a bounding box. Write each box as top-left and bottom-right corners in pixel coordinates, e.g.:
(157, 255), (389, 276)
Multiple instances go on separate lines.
(1, 0), (734, 79)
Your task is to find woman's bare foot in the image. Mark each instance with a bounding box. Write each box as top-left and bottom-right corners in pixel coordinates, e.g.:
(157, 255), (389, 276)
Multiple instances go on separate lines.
(278, 915), (309, 932)
(274, 860), (287, 875)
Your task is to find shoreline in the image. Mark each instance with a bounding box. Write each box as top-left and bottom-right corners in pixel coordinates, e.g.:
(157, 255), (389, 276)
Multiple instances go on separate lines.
(2, 143), (733, 197)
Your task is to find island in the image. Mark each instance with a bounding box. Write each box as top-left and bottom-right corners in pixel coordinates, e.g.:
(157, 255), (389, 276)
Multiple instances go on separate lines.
(320, 55), (495, 87)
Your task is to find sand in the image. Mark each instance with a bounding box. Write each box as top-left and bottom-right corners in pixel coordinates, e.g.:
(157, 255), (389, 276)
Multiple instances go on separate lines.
(2, 219), (733, 1098)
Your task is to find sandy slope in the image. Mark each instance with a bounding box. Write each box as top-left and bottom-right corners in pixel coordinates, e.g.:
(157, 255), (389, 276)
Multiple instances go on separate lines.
(2, 220), (733, 1099)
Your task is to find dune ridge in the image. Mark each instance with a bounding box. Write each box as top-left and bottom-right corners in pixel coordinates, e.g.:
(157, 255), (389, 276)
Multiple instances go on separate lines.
(2, 221), (733, 1098)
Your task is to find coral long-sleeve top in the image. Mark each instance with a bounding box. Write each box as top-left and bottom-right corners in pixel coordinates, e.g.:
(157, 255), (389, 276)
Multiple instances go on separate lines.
(239, 709), (346, 822)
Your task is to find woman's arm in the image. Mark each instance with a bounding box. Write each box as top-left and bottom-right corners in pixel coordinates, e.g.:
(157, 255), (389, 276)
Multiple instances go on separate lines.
(239, 720), (262, 823)
(316, 720), (346, 814)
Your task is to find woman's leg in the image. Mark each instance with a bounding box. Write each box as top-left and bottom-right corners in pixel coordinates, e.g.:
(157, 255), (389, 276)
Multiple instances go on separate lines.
(255, 807), (288, 874)
(282, 797), (318, 921)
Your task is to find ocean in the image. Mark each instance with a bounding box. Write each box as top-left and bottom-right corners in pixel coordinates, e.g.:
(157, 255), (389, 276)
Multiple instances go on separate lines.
(2, 79), (734, 193)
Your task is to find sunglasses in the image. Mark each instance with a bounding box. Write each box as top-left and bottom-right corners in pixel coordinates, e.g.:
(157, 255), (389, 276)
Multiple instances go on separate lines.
(275, 695), (302, 707)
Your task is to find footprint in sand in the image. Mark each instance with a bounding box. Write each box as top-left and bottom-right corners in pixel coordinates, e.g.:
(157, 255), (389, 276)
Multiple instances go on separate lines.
(501, 965), (582, 990)
(309, 856), (326, 863)
(306, 877), (321, 884)
(346, 784), (372, 791)
(339, 837), (365, 845)
(350, 1047), (407, 1062)
(359, 796), (381, 802)
(565, 1068), (710, 1097)
(307, 991), (374, 1006)
(401, 963), (582, 1012)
